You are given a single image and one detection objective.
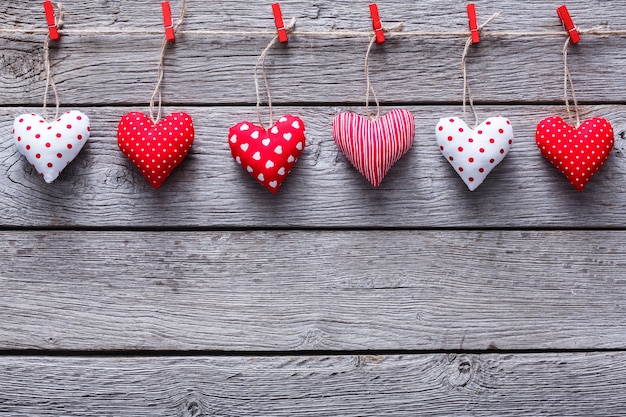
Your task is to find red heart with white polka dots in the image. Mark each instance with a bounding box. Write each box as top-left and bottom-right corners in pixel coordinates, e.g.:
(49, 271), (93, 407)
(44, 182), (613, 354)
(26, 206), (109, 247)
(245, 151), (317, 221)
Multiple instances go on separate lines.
(228, 115), (305, 194)
(436, 116), (513, 191)
(332, 109), (415, 187)
(536, 116), (613, 191)
(13, 111), (90, 183)
(117, 112), (195, 189)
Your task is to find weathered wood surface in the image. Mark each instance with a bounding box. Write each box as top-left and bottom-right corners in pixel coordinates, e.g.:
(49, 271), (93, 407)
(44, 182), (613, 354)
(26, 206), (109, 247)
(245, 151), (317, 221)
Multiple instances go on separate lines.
(0, 0), (625, 105)
(2, 0), (626, 415)
(1, 105), (625, 228)
(2, 353), (626, 416)
(2, 230), (625, 351)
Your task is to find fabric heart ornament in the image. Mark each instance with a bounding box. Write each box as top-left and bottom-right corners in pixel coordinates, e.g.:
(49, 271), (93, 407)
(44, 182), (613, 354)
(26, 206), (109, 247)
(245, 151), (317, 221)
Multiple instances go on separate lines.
(436, 116), (513, 191)
(228, 115), (305, 194)
(13, 111), (90, 183)
(117, 112), (195, 189)
(536, 116), (614, 191)
(332, 109), (415, 187)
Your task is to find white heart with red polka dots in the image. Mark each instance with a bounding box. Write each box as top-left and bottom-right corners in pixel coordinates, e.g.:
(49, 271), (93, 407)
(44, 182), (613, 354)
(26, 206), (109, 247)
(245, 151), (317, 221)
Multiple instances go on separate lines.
(13, 111), (90, 183)
(436, 116), (513, 191)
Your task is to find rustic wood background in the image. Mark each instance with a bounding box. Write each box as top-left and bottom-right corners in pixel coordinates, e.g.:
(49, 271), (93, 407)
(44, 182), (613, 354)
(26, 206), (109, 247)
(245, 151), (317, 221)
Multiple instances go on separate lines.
(2, 0), (626, 415)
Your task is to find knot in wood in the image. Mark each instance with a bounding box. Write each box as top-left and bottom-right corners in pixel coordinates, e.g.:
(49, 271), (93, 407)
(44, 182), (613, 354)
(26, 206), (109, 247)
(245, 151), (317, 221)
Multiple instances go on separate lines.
(183, 399), (203, 417)
(299, 327), (325, 349)
(446, 354), (474, 388)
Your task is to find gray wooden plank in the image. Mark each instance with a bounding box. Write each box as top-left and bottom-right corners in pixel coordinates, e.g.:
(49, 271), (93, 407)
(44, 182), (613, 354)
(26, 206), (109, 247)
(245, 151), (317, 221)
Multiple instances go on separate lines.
(1, 352), (625, 416)
(1, 0), (615, 31)
(0, 1), (625, 105)
(1, 105), (626, 228)
(2, 230), (626, 351)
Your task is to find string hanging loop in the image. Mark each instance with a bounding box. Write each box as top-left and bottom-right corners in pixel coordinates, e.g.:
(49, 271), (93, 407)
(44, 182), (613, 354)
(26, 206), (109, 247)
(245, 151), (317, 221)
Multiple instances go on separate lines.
(254, 18), (296, 129)
(149, 0), (187, 124)
(42, 2), (64, 122)
(461, 12), (499, 128)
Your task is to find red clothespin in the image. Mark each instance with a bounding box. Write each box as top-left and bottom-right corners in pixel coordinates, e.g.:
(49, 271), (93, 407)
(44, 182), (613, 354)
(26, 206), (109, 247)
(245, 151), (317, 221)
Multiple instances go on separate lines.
(272, 3), (288, 43)
(162, 1), (176, 42)
(467, 3), (480, 44)
(369, 3), (385, 44)
(557, 5), (580, 44)
(43, 1), (60, 41)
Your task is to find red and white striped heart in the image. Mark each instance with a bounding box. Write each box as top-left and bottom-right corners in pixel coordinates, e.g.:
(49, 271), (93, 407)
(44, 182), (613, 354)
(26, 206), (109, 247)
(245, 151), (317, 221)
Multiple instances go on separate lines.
(13, 110), (90, 183)
(117, 112), (195, 189)
(228, 115), (305, 194)
(436, 116), (513, 191)
(536, 116), (613, 191)
(332, 109), (415, 187)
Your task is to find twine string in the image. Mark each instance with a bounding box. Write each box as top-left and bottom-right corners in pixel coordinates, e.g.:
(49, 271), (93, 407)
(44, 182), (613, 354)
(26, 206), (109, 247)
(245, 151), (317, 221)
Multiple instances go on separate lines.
(55, 2), (64, 29)
(254, 36), (278, 129)
(22, 9), (615, 127)
(562, 37), (580, 127)
(364, 23), (404, 121)
(3, 27), (624, 38)
(42, 36), (60, 122)
(461, 13), (499, 128)
(460, 36), (476, 128)
(148, 37), (168, 123)
(42, 2), (64, 122)
(560, 25), (607, 128)
(254, 18), (296, 129)
(364, 35), (380, 121)
(149, 0), (187, 124)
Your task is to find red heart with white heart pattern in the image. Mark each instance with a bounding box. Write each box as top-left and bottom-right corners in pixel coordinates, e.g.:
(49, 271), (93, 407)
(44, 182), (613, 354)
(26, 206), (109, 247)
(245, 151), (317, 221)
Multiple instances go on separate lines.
(536, 116), (613, 191)
(332, 109), (415, 187)
(13, 110), (91, 183)
(228, 115), (305, 194)
(117, 112), (195, 189)
(436, 116), (513, 191)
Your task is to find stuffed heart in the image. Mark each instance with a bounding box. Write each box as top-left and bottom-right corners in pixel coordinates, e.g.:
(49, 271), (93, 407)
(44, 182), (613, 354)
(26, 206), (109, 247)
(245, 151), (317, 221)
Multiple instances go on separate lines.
(332, 109), (415, 187)
(228, 115), (305, 194)
(117, 112), (195, 189)
(13, 111), (90, 183)
(536, 116), (613, 191)
(436, 116), (513, 191)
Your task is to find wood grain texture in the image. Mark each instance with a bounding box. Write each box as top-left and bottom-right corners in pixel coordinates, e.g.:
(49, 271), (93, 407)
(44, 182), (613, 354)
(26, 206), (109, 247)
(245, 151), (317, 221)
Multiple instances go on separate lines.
(1, 105), (626, 228)
(2, 2), (626, 414)
(2, 230), (625, 351)
(0, 1), (625, 105)
(1, 352), (626, 416)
